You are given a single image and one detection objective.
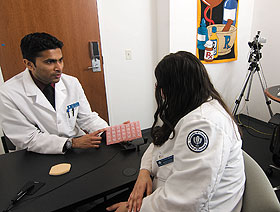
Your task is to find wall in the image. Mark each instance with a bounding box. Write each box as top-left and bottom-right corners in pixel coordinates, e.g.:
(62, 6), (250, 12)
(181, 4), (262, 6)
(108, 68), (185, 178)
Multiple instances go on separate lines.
(97, 0), (157, 129)
(156, 0), (170, 61)
(97, 0), (262, 131)
(246, 0), (280, 122)
(98, 0), (280, 124)
(0, 67), (4, 154)
(166, 0), (280, 124)
(168, 0), (255, 118)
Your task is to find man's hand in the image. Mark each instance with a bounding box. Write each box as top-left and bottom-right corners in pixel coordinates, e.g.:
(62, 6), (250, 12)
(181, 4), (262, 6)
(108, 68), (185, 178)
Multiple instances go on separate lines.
(128, 169), (152, 212)
(72, 128), (106, 149)
(106, 202), (128, 212)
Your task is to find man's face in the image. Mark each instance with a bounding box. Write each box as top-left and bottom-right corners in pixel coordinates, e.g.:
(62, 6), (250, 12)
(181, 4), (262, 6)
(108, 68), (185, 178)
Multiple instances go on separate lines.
(26, 48), (64, 84)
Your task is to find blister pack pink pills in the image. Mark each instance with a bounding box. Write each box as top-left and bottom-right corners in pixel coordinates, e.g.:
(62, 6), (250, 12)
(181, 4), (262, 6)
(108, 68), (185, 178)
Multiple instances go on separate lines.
(106, 121), (142, 145)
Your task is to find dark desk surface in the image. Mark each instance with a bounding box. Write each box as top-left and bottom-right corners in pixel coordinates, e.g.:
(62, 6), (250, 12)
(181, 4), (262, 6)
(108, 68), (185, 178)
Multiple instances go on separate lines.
(0, 139), (149, 212)
(265, 85), (280, 103)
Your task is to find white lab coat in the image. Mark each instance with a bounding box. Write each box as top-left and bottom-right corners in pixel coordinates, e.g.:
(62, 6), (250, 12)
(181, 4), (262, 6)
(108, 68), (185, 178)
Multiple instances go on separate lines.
(0, 69), (108, 154)
(140, 99), (245, 212)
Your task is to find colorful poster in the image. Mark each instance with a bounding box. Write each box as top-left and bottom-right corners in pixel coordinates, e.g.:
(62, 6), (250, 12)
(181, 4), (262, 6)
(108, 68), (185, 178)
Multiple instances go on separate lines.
(196, 0), (239, 64)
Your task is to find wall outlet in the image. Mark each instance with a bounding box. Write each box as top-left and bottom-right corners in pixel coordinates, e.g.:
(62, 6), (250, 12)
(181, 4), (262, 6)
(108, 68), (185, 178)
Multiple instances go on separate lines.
(125, 49), (132, 60)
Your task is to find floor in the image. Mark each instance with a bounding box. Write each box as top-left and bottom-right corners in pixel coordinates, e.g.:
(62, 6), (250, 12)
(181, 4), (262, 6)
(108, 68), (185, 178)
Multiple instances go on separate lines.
(237, 113), (280, 200)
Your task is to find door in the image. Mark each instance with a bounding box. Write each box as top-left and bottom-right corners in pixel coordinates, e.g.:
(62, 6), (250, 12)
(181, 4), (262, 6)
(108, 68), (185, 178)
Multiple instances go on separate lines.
(0, 0), (109, 122)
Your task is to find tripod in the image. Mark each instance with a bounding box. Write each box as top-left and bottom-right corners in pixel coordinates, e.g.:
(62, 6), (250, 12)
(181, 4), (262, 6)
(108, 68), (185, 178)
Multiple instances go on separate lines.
(232, 60), (273, 117)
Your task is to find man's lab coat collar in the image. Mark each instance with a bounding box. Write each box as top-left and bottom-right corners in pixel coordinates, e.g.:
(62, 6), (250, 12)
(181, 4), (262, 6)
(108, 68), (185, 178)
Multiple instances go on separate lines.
(23, 68), (66, 112)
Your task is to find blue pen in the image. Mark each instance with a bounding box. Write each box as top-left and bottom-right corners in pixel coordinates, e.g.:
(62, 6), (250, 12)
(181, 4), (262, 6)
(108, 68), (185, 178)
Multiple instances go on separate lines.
(67, 109), (70, 118)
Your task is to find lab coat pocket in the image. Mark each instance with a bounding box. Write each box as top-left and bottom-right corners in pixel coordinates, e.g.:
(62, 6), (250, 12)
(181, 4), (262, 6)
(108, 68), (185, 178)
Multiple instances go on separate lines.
(66, 108), (78, 129)
(156, 162), (173, 182)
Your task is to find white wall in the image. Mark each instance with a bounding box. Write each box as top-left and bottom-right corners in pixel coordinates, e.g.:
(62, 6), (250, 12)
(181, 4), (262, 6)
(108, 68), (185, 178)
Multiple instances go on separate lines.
(0, 67), (4, 154)
(168, 0), (255, 118)
(156, 0), (170, 61)
(246, 0), (280, 122)
(98, 0), (280, 125)
(97, 0), (157, 129)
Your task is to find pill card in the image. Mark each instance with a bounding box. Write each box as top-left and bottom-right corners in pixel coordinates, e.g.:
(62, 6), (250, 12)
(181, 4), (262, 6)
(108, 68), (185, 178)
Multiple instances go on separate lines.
(106, 121), (142, 145)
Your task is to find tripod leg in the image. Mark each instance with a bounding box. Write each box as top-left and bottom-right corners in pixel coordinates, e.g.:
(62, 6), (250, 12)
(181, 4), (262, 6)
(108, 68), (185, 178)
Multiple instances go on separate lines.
(245, 71), (254, 101)
(256, 70), (273, 117)
(232, 70), (253, 116)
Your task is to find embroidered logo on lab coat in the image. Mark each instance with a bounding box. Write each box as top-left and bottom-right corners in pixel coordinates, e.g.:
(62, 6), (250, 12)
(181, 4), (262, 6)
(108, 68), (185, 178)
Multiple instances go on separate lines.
(186, 129), (209, 153)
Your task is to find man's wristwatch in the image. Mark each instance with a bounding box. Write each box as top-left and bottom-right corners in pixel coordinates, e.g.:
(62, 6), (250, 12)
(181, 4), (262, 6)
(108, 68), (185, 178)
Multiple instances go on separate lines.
(63, 138), (73, 152)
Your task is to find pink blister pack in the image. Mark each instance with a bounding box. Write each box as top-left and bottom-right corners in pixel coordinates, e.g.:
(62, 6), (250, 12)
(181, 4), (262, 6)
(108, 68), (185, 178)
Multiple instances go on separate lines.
(106, 121), (142, 145)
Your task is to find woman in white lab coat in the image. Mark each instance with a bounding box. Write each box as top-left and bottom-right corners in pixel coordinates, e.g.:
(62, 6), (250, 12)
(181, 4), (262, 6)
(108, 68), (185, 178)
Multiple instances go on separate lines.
(107, 51), (245, 212)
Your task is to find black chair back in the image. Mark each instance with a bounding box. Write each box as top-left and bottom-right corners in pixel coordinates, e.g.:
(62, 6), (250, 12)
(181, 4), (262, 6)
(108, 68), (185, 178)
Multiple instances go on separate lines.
(1, 134), (16, 153)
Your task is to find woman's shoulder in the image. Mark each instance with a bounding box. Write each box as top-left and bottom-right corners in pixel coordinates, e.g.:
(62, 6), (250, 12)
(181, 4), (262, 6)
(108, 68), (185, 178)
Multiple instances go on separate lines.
(178, 99), (232, 128)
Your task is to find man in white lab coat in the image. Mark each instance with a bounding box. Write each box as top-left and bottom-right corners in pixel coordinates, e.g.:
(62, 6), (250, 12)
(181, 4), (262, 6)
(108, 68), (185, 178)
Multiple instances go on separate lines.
(0, 32), (108, 154)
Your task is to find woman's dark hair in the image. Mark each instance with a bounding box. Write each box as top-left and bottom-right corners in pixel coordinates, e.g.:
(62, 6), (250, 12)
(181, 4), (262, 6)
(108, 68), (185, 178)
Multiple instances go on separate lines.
(20, 32), (64, 65)
(151, 51), (237, 146)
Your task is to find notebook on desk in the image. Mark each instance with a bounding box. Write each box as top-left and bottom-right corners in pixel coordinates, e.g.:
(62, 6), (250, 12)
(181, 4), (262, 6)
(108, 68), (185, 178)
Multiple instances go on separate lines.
(106, 121), (142, 145)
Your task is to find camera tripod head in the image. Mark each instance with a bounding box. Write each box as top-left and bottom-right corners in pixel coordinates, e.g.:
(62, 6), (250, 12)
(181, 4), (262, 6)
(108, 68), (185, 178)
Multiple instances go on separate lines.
(248, 31), (266, 63)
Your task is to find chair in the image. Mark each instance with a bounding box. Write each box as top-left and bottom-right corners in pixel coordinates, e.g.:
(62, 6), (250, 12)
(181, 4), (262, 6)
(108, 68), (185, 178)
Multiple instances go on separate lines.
(241, 151), (280, 212)
(267, 113), (280, 177)
(1, 134), (16, 153)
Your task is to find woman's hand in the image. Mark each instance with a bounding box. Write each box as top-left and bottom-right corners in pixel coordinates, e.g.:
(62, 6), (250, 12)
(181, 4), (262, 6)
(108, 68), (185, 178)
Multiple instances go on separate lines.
(128, 169), (152, 212)
(106, 202), (128, 212)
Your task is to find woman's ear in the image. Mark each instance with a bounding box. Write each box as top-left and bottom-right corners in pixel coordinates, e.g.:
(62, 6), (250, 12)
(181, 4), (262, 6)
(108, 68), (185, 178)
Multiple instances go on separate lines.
(23, 59), (35, 71)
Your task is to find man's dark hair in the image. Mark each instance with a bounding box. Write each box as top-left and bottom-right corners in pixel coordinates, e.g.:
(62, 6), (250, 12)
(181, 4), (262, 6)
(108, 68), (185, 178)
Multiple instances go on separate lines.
(20, 32), (64, 65)
(151, 51), (237, 146)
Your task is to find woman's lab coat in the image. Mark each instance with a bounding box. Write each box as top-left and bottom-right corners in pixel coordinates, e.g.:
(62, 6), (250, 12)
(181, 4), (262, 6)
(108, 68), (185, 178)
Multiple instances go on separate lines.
(0, 69), (108, 154)
(140, 99), (245, 212)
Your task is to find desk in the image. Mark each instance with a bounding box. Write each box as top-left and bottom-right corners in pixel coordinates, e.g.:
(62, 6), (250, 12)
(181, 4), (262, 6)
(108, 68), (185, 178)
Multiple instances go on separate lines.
(0, 138), (149, 212)
(265, 85), (280, 103)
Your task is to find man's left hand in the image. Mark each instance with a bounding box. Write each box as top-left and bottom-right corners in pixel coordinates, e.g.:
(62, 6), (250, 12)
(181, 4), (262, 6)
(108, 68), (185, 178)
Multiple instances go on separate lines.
(72, 128), (106, 149)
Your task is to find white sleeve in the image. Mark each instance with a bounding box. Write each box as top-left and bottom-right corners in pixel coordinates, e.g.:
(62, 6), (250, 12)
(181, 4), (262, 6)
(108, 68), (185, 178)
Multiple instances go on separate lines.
(140, 143), (154, 172)
(75, 79), (108, 133)
(140, 118), (232, 212)
(0, 91), (67, 154)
